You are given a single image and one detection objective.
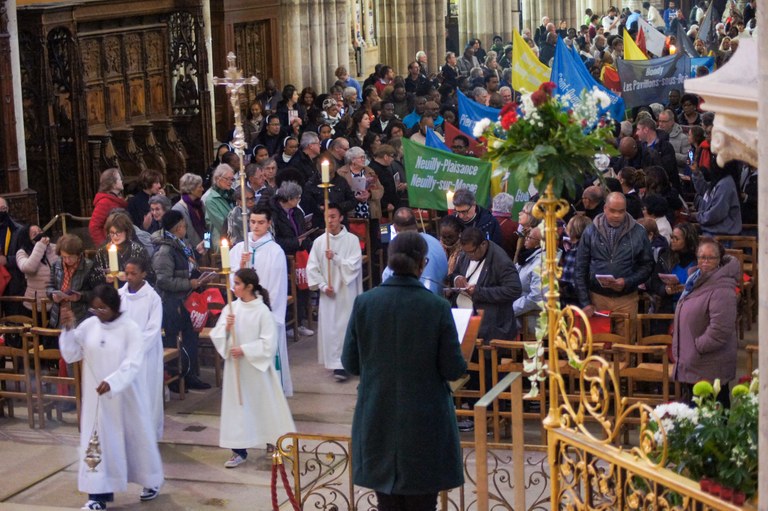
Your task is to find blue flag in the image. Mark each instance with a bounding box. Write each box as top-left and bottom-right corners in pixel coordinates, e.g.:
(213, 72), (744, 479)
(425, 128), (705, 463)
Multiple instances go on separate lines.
(690, 56), (715, 76)
(457, 90), (501, 137)
(550, 37), (625, 120)
(424, 127), (451, 152)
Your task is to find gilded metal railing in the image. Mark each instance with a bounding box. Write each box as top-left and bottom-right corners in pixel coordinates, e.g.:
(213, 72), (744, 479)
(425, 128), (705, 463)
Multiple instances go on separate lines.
(274, 372), (531, 511)
(534, 184), (756, 510)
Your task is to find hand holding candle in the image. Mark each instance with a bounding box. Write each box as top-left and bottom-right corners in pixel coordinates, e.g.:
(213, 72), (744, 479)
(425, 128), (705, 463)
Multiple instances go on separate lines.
(221, 239), (231, 270)
(321, 160), (330, 184)
(107, 244), (119, 273)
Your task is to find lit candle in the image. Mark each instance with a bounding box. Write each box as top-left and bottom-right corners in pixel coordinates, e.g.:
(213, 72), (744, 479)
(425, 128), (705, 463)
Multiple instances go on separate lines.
(669, 45), (676, 55)
(220, 238), (231, 270)
(108, 243), (118, 273)
(446, 190), (454, 211)
(321, 160), (330, 184)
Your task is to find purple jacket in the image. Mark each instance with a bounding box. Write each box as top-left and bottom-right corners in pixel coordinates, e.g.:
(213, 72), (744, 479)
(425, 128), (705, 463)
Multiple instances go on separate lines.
(672, 256), (739, 384)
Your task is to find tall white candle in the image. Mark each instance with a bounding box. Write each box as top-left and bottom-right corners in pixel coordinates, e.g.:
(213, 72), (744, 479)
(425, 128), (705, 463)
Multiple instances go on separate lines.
(446, 190), (455, 210)
(220, 239), (231, 270)
(321, 160), (330, 184)
(108, 244), (118, 273)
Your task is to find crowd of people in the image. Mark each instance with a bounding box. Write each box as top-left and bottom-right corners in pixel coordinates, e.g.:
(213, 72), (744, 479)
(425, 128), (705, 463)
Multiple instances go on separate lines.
(0, 2), (757, 509)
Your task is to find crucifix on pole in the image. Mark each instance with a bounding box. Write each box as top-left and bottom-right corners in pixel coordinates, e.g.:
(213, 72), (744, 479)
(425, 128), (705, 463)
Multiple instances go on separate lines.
(213, 51), (259, 249)
(213, 52), (258, 407)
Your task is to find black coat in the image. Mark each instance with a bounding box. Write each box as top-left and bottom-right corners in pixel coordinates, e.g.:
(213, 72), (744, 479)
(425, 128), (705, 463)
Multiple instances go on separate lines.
(574, 213), (654, 306)
(270, 197), (312, 255)
(448, 242), (522, 342)
(642, 131), (681, 191)
(368, 160), (399, 213)
(461, 205), (503, 247)
(342, 275), (466, 495)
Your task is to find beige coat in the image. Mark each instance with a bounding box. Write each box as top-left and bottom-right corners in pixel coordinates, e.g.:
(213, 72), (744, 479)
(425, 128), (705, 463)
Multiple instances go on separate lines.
(17, 242), (58, 310)
(337, 164), (384, 219)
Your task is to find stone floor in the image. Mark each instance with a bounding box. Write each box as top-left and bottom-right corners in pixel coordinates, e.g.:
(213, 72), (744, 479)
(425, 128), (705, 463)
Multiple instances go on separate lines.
(0, 324), (758, 511)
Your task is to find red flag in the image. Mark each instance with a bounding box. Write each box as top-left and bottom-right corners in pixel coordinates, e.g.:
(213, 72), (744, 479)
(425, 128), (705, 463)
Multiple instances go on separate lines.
(635, 27), (648, 57)
(600, 65), (622, 94)
(444, 122), (487, 157)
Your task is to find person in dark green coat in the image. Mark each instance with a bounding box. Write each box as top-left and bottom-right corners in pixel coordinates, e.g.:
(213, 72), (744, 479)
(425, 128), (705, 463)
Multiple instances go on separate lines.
(342, 232), (467, 510)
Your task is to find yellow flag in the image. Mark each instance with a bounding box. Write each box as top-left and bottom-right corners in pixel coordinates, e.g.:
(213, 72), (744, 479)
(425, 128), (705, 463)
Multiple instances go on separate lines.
(512, 30), (550, 93)
(487, 136), (509, 197)
(623, 28), (648, 60)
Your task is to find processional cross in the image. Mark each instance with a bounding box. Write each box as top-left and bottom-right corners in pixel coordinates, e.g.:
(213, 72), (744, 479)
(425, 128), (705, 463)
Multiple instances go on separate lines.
(213, 52), (259, 406)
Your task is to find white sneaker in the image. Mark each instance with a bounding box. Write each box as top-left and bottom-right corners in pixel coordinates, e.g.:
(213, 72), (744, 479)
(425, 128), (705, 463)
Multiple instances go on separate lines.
(140, 487), (159, 501)
(81, 501), (107, 510)
(297, 326), (315, 336)
(224, 454), (247, 468)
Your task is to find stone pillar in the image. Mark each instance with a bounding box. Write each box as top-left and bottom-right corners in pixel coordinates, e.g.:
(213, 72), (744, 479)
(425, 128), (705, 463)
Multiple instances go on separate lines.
(2, 0), (26, 191)
(281, 0), (303, 87)
(758, 0), (768, 504)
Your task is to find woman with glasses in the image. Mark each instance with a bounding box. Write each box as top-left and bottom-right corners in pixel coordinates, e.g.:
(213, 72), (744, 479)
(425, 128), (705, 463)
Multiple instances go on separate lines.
(59, 284), (164, 510)
(202, 164), (236, 252)
(672, 237), (739, 407)
(92, 211), (154, 287)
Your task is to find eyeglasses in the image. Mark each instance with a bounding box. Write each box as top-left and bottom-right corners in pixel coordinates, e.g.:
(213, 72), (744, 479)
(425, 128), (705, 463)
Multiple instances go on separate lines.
(454, 207), (472, 216)
(220, 176), (235, 183)
(697, 255), (719, 261)
(268, 122), (281, 127)
(108, 231), (124, 237)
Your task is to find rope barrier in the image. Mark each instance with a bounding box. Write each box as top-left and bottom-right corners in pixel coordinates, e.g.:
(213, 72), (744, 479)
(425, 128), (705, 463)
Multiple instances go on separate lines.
(271, 450), (300, 511)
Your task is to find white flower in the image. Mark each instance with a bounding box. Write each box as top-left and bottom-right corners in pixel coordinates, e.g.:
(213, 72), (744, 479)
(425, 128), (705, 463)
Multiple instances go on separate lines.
(473, 118), (491, 138)
(592, 87), (611, 109)
(491, 139), (503, 149)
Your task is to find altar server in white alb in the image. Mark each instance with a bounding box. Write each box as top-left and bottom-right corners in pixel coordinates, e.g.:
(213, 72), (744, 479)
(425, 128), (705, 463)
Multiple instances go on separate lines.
(210, 268), (296, 469)
(118, 257), (164, 440)
(229, 207), (293, 396)
(307, 203), (363, 381)
(59, 284), (164, 511)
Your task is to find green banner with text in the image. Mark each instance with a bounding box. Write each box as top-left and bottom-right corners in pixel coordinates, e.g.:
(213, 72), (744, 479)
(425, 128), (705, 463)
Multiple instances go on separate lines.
(402, 138), (492, 210)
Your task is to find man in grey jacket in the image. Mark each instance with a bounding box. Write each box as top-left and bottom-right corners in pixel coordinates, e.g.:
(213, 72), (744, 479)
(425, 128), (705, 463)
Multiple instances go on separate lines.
(658, 109), (689, 178)
(575, 193), (654, 341)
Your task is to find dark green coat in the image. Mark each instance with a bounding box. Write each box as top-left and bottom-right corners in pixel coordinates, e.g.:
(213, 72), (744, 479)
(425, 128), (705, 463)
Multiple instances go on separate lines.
(342, 275), (467, 495)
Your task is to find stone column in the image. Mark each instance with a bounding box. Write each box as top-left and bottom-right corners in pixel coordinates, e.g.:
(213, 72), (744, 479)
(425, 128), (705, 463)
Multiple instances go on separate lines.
(281, 0), (303, 88)
(3, 0), (26, 190)
(758, 0), (768, 504)
(309, 0), (325, 88)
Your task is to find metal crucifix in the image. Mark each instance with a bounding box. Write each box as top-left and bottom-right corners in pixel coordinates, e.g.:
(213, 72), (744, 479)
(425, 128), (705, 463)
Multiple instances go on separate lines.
(213, 52), (259, 249)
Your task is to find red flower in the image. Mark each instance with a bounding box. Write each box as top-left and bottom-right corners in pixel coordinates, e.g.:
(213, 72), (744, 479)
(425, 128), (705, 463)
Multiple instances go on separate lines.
(540, 81), (556, 95)
(500, 110), (518, 130)
(500, 102), (518, 117)
(531, 89), (547, 107)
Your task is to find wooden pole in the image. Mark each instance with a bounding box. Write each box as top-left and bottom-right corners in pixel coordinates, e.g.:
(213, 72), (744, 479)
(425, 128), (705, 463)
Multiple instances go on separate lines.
(222, 269), (243, 406)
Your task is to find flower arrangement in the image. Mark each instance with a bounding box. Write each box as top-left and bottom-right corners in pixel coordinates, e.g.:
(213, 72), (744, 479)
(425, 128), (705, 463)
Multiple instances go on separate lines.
(648, 373), (759, 504)
(475, 81), (617, 198)
(474, 82), (618, 396)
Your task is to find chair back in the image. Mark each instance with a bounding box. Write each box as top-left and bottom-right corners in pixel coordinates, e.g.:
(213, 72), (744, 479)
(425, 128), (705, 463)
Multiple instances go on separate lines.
(28, 326), (81, 429)
(0, 325), (35, 427)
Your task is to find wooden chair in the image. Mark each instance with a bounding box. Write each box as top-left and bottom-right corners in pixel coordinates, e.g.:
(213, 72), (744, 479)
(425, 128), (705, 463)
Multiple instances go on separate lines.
(745, 344), (758, 376)
(347, 218), (375, 290)
(0, 326), (35, 427)
(490, 335), (547, 444)
(163, 332), (186, 401)
(724, 249), (747, 339)
(451, 312), (486, 426)
(717, 236), (758, 327)
(29, 327), (81, 429)
(613, 313), (679, 408)
(197, 283), (226, 388)
(285, 255), (300, 334)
